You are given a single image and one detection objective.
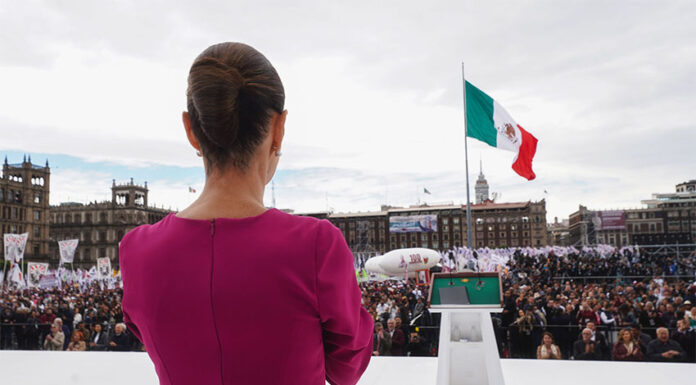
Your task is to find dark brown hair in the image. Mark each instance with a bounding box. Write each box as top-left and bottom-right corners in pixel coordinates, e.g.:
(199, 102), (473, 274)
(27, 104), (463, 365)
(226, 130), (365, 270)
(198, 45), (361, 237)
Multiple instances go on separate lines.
(186, 42), (284, 170)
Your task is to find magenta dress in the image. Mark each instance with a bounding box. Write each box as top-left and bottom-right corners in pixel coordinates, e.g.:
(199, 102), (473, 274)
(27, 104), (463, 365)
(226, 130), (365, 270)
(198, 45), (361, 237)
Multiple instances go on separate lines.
(119, 209), (373, 385)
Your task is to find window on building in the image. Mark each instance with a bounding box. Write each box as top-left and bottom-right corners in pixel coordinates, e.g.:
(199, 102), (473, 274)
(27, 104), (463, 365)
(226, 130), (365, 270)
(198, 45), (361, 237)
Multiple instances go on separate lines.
(522, 216), (529, 223)
(432, 241), (438, 249)
(34, 211), (40, 221)
(488, 240), (496, 247)
(500, 232), (506, 238)
(475, 218), (483, 225)
(74, 214), (81, 224)
(477, 241), (483, 247)
(85, 213), (92, 223)
(510, 224), (517, 231)
(33, 227), (40, 237)
(443, 241), (449, 249)
(33, 244), (39, 256)
(34, 193), (41, 204)
(442, 218), (449, 225)
(453, 217), (460, 224)
(12, 207), (18, 219)
(476, 232), (483, 238)
(523, 232), (529, 237)
(99, 248), (106, 258)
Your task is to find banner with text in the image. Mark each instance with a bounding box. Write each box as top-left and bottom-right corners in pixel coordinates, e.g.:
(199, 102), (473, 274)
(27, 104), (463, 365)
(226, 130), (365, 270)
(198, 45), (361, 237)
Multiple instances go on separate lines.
(389, 215), (438, 233)
(58, 239), (79, 264)
(3, 233), (28, 262)
(593, 211), (626, 230)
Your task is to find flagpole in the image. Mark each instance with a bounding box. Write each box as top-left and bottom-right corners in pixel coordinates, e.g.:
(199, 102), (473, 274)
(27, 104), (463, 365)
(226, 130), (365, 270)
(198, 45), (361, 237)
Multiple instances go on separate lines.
(462, 62), (473, 252)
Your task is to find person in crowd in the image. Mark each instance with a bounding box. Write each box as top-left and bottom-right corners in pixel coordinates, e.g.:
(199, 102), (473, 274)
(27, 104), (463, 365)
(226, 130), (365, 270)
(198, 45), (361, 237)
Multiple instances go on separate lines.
(583, 322), (609, 359)
(536, 332), (561, 359)
(1, 305), (14, 349)
(372, 322), (391, 356)
(108, 323), (131, 351)
(573, 328), (599, 360)
(67, 331), (87, 351)
(88, 323), (109, 351)
(612, 328), (643, 361)
(43, 323), (65, 351)
(53, 317), (71, 350)
(630, 324), (652, 354)
(513, 309), (535, 358)
(406, 332), (429, 357)
(672, 319), (695, 362)
(25, 309), (41, 350)
(646, 327), (687, 362)
(394, 317), (409, 343)
(387, 318), (405, 356)
(413, 297), (425, 319)
(686, 306), (696, 330)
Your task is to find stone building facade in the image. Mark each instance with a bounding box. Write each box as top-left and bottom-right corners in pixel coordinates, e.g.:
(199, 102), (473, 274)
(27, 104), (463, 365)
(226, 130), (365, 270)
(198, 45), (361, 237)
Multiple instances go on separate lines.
(0, 156), (51, 260)
(568, 179), (696, 247)
(49, 179), (171, 267)
(300, 199), (547, 253)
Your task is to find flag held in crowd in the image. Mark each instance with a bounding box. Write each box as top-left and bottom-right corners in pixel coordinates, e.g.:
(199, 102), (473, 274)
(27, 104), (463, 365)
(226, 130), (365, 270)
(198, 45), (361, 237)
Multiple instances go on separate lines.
(97, 257), (112, 280)
(27, 262), (49, 288)
(58, 239), (79, 265)
(465, 81), (538, 180)
(3, 233), (28, 262)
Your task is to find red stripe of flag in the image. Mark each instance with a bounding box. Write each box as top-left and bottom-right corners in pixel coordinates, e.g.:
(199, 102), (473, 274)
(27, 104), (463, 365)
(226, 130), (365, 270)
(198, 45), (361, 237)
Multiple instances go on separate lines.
(512, 125), (538, 181)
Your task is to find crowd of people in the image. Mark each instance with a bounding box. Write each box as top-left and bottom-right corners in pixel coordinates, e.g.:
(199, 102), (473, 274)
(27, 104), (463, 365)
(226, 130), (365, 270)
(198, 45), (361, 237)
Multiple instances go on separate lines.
(1, 246), (695, 364)
(495, 248), (696, 362)
(0, 285), (141, 352)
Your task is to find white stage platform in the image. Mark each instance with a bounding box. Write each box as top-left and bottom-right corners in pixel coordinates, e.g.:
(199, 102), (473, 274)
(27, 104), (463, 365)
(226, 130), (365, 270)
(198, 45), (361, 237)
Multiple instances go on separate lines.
(0, 351), (694, 384)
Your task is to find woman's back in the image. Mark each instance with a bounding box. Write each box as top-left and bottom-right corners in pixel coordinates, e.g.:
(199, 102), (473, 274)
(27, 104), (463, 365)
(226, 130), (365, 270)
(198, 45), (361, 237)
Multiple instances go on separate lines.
(120, 209), (373, 385)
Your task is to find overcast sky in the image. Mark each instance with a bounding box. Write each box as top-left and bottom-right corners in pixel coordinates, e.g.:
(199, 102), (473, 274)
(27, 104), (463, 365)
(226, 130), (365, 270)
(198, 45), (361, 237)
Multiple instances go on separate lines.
(1, 0), (694, 220)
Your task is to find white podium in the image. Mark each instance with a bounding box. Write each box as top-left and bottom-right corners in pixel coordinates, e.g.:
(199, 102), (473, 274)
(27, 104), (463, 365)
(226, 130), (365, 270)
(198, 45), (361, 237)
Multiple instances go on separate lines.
(427, 272), (505, 385)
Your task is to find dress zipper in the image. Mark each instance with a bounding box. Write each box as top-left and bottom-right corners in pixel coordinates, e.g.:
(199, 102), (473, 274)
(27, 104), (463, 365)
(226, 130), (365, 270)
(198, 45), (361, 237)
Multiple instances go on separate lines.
(209, 218), (224, 384)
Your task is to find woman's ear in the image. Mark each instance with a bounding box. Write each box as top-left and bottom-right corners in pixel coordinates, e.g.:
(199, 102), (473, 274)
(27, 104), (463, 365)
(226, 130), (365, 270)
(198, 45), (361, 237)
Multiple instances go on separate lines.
(183, 111), (201, 152)
(271, 110), (287, 151)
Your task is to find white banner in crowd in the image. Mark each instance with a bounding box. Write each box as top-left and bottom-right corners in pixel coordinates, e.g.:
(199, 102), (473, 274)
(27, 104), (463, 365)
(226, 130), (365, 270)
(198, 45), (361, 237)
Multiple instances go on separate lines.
(3, 233), (28, 262)
(8, 263), (25, 288)
(389, 215), (438, 233)
(97, 257), (111, 279)
(39, 272), (61, 289)
(27, 262), (49, 287)
(58, 239), (79, 264)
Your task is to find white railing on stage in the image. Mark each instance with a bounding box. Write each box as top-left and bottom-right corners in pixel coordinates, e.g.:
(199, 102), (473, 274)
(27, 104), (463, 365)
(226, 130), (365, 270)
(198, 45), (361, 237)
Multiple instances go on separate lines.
(0, 351), (694, 385)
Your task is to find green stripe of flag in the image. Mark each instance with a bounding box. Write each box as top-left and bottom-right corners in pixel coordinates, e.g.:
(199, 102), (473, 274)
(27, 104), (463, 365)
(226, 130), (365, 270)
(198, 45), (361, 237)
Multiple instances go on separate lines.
(465, 81), (497, 147)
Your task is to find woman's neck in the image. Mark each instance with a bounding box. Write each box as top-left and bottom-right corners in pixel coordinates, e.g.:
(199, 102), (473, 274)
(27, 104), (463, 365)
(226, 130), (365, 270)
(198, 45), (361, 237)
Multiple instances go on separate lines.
(179, 164), (268, 219)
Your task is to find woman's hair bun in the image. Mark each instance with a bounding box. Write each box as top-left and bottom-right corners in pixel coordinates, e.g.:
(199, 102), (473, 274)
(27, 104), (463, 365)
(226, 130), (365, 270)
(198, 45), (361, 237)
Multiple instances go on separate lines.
(186, 42), (284, 170)
(188, 57), (245, 149)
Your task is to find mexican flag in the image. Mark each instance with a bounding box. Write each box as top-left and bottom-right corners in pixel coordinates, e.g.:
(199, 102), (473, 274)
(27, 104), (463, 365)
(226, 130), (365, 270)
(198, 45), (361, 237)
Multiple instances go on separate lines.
(466, 81), (538, 180)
